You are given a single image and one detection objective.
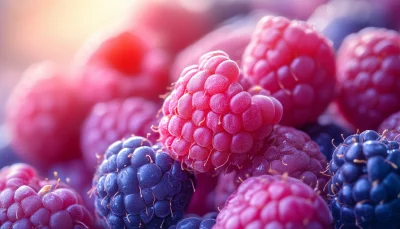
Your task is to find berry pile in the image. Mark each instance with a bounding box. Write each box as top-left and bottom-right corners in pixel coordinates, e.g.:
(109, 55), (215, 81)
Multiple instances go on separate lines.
(3, 2), (400, 229)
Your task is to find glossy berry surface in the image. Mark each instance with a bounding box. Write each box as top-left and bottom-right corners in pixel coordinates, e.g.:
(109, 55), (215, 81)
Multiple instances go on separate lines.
(336, 28), (400, 131)
(5, 62), (88, 168)
(81, 97), (160, 172)
(378, 111), (400, 141)
(301, 122), (352, 161)
(328, 130), (400, 229)
(237, 125), (329, 195)
(0, 163), (93, 228)
(242, 16), (336, 127)
(159, 50), (283, 174)
(214, 175), (332, 229)
(92, 136), (195, 229)
(168, 212), (217, 229)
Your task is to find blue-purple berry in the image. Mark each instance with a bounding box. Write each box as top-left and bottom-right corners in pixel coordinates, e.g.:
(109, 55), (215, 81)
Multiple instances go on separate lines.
(92, 136), (196, 229)
(328, 130), (400, 229)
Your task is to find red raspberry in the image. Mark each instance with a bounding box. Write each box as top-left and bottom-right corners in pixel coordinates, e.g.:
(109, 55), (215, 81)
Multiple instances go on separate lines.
(5, 62), (88, 168)
(74, 28), (170, 104)
(378, 111), (400, 141)
(336, 28), (400, 130)
(214, 175), (332, 229)
(237, 125), (329, 195)
(171, 11), (262, 81)
(242, 16), (336, 127)
(186, 173), (218, 216)
(81, 97), (160, 173)
(0, 164), (94, 228)
(159, 51), (283, 173)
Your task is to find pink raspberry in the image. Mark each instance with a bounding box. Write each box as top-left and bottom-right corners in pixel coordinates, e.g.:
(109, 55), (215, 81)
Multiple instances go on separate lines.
(336, 27), (400, 130)
(237, 125), (329, 195)
(74, 28), (170, 104)
(159, 51), (283, 173)
(378, 111), (400, 141)
(81, 97), (160, 172)
(214, 175), (332, 229)
(186, 173), (218, 216)
(242, 16), (336, 127)
(5, 62), (88, 168)
(0, 164), (94, 228)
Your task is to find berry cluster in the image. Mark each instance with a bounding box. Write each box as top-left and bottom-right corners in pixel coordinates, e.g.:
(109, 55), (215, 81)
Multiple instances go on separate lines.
(3, 2), (400, 228)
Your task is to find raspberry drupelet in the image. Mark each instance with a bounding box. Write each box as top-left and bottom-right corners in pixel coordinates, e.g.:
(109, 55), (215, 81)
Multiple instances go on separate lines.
(159, 51), (283, 174)
(242, 16), (336, 127)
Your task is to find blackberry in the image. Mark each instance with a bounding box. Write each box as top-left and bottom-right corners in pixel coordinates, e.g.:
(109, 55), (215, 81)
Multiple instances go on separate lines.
(328, 130), (400, 228)
(92, 136), (195, 229)
(168, 212), (217, 229)
(301, 122), (352, 161)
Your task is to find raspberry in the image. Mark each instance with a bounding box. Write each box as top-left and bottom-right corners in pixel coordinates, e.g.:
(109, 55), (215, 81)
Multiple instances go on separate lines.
(214, 175), (332, 229)
(237, 125), (329, 195)
(301, 122), (352, 161)
(242, 15), (336, 127)
(168, 212), (217, 229)
(171, 11), (261, 81)
(74, 29), (170, 104)
(0, 163), (94, 228)
(378, 111), (400, 141)
(46, 159), (94, 213)
(186, 173), (218, 216)
(159, 51), (283, 173)
(92, 136), (195, 228)
(308, 0), (395, 50)
(335, 28), (400, 130)
(5, 62), (88, 168)
(328, 130), (400, 228)
(81, 97), (160, 172)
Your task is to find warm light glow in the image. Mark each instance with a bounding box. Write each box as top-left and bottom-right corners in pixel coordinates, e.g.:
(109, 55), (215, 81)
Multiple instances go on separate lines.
(1, 0), (140, 65)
